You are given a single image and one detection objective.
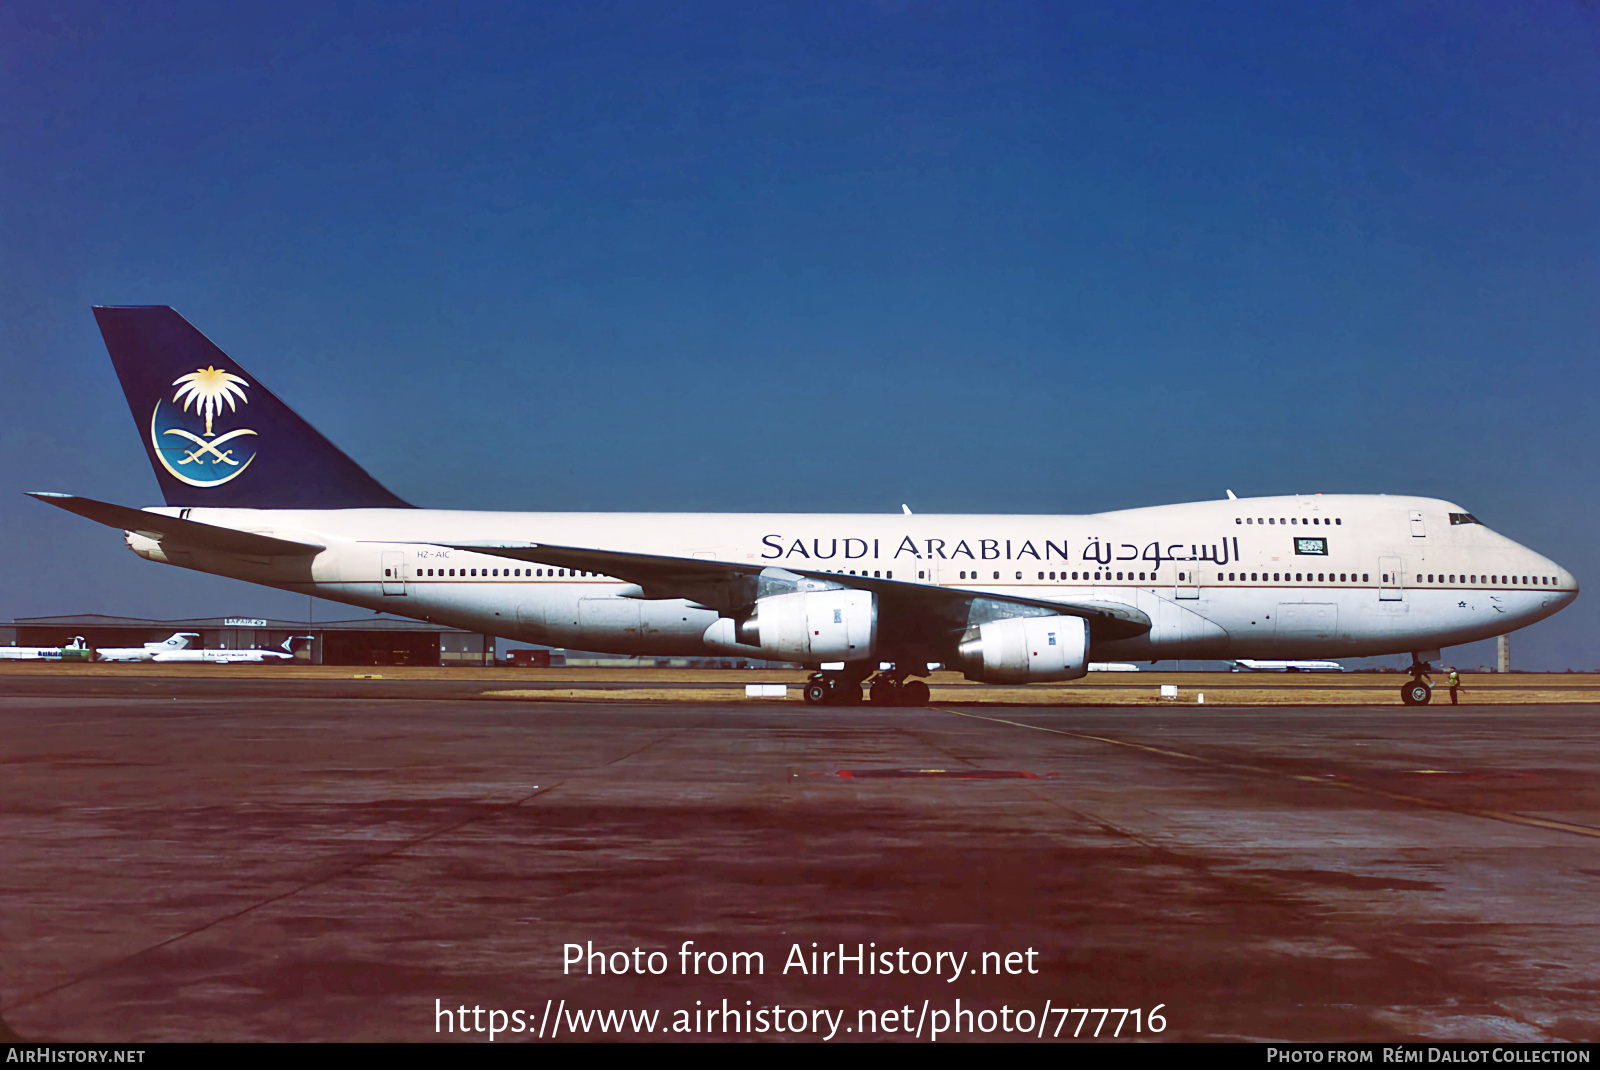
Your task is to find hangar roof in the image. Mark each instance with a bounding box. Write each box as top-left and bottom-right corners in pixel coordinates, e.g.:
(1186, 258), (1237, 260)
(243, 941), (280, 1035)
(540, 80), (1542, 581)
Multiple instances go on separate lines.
(12, 614), (478, 634)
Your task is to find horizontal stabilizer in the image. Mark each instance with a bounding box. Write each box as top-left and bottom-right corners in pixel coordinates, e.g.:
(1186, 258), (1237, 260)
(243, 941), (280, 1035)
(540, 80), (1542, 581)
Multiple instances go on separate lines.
(28, 493), (324, 556)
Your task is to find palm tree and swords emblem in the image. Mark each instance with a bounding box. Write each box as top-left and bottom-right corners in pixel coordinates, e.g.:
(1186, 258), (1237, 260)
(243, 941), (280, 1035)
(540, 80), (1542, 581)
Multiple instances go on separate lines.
(149, 365), (259, 487)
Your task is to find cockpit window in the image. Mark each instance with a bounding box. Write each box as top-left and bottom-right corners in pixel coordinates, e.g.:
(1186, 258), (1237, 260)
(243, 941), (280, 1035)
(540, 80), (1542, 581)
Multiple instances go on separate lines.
(1449, 513), (1482, 526)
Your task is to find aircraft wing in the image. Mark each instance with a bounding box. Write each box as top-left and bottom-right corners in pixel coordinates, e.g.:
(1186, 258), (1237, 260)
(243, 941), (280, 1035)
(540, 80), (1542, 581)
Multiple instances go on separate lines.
(29, 493), (324, 556)
(445, 541), (1151, 641)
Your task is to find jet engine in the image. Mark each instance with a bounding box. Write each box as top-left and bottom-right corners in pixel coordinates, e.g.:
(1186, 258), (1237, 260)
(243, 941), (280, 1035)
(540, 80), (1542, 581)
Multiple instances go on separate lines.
(704, 588), (877, 662)
(954, 614), (1089, 683)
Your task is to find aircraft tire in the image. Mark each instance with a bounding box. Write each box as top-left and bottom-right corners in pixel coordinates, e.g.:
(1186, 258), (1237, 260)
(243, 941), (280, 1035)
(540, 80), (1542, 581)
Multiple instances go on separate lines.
(803, 681), (829, 705)
(1402, 680), (1432, 706)
(899, 680), (931, 707)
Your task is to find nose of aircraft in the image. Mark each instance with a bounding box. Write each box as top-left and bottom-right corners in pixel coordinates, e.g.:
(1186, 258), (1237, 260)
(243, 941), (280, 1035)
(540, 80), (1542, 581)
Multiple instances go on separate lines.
(1555, 563), (1580, 608)
(1526, 558), (1580, 626)
(1499, 533), (1579, 625)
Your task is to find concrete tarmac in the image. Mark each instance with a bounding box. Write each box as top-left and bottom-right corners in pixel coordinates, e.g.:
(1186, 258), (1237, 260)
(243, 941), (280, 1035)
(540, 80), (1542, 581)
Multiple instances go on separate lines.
(3, 666), (1595, 706)
(3, 679), (1600, 1043)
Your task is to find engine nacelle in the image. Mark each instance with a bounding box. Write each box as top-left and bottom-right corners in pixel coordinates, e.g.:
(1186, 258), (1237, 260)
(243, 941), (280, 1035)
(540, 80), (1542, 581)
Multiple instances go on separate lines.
(704, 588), (877, 662)
(954, 614), (1089, 683)
(125, 531), (169, 562)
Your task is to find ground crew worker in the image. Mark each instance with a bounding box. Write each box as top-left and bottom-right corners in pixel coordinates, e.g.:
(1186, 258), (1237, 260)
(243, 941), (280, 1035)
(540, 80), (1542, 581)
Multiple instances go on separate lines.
(1447, 667), (1461, 705)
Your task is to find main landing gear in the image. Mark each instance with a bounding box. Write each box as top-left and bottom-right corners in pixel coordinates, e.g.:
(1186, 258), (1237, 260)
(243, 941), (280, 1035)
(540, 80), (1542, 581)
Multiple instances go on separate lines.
(868, 672), (931, 708)
(803, 666), (931, 707)
(1401, 655), (1434, 706)
(803, 675), (860, 706)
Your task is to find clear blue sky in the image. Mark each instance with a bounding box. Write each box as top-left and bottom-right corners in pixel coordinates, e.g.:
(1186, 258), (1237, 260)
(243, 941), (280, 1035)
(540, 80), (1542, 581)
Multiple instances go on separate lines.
(3, 1), (1596, 668)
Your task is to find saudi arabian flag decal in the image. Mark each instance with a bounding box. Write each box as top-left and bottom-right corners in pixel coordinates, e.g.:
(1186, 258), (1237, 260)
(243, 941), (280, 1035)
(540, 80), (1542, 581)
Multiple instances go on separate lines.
(149, 365), (259, 487)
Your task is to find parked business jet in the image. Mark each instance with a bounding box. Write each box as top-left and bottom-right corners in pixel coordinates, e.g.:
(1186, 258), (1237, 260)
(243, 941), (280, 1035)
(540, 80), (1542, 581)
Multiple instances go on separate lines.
(29, 307), (1579, 706)
(1231, 660), (1346, 672)
(0, 637), (91, 661)
(95, 632), (200, 662)
(151, 636), (310, 664)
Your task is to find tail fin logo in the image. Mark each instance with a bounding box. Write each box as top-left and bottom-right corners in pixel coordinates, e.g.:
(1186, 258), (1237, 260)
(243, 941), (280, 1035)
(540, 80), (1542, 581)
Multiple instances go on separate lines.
(149, 366), (260, 487)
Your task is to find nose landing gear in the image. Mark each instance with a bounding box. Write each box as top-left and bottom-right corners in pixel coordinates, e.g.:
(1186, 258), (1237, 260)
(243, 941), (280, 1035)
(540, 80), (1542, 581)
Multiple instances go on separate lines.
(1401, 655), (1435, 706)
(1402, 678), (1433, 705)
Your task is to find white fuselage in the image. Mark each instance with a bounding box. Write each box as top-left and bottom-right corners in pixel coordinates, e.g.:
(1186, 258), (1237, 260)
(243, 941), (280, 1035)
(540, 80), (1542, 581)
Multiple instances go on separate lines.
(1232, 660), (1347, 672)
(122, 493), (1576, 664)
(151, 649), (294, 664)
(96, 633), (199, 662)
(0, 639), (90, 661)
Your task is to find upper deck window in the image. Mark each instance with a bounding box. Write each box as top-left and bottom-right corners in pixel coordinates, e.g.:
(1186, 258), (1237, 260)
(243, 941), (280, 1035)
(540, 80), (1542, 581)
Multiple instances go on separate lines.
(1449, 513), (1483, 525)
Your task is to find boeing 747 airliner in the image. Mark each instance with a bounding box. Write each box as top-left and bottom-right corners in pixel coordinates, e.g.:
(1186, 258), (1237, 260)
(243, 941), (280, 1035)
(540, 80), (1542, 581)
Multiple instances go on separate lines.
(29, 307), (1578, 706)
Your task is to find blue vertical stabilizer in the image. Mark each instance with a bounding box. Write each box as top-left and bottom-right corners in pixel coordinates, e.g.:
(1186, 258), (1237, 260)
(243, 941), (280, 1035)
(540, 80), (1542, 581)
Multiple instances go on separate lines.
(93, 305), (411, 509)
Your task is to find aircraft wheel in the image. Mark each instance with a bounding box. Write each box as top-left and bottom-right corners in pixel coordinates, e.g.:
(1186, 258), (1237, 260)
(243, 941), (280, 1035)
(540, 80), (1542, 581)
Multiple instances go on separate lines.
(803, 681), (829, 705)
(869, 679), (900, 706)
(899, 679), (931, 707)
(1401, 680), (1432, 706)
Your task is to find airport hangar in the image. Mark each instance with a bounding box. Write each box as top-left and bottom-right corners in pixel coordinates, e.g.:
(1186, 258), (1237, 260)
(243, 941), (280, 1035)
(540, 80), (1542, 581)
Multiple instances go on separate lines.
(2, 614), (495, 667)
(1, 615), (782, 668)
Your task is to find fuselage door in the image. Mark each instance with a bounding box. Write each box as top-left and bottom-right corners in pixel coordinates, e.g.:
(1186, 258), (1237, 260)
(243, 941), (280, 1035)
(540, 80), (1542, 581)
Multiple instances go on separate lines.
(1378, 556), (1403, 601)
(1409, 511), (1426, 538)
(381, 551), (406, 596)
(1176, 566), (1200, 599)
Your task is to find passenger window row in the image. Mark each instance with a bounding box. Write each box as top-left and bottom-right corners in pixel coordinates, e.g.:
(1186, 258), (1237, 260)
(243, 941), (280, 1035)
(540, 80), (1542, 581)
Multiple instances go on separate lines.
(382, 567), (606, 579)
(1236, 517), (1341, 526)
(376, 565), (1556, 587)
(1417, 574), (1552, 586)
(1202, 572), (1368, 583)
(953, 570), (1159, 582)
(946, 570), (1388, 584)
(930, 570), (1563, 588)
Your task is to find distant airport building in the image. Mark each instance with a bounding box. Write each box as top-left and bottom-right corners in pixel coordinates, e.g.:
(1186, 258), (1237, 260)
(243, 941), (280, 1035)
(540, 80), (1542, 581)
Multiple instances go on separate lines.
(2, 615), (494, 667)
(5, 616), (796, 669)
